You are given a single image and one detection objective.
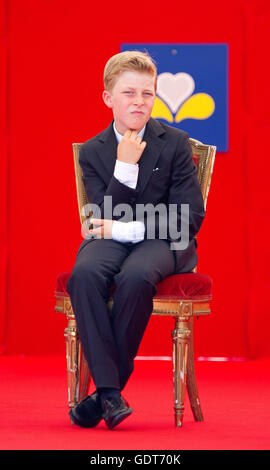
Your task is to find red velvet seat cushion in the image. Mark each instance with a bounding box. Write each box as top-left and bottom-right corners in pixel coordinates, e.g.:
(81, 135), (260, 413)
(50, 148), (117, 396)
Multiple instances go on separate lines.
(55, 271), (212, 301)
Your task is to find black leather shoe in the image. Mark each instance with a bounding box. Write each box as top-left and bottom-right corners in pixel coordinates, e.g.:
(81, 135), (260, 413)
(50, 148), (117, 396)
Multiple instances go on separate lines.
(69, 391), (103, 428)
(102, 396), (133, 430)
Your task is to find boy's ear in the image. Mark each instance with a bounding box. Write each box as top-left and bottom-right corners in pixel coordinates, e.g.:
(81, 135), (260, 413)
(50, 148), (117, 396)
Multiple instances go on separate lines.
(102, 90), (113, 108)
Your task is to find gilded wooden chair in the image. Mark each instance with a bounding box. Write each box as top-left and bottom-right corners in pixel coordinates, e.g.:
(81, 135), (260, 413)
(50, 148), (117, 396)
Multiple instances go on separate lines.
(55, 137), (216, 427)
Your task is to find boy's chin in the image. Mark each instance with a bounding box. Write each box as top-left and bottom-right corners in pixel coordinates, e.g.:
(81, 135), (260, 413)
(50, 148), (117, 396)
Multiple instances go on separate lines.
(116, 116), (150, 134)
(129, 126), (143, 131)
(127, 118), (149, 132)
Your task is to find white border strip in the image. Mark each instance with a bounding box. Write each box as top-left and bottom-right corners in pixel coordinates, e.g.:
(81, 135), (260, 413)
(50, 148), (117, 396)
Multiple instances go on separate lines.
(135, 356), (247, 362)
(135, 356), (172, 361)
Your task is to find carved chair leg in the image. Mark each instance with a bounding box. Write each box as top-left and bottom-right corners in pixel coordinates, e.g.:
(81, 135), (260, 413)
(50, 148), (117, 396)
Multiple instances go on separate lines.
(171, 316), (191, 427)
(186, 318), (204, 421)
(78, 342), (91, 403)
(64, 315), (91, 418)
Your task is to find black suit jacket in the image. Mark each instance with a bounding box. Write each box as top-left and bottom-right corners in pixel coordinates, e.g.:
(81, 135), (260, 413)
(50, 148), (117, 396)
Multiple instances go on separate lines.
(78, 118), (205, 273)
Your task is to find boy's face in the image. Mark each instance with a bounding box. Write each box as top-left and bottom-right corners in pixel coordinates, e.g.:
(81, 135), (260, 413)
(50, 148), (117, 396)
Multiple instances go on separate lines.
(103, 70), (156, 135)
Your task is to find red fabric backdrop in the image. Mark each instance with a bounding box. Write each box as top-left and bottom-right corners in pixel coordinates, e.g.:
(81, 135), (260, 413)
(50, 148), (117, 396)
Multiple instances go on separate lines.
(0, 0), (8, 354)
(1, 0), (270, 358)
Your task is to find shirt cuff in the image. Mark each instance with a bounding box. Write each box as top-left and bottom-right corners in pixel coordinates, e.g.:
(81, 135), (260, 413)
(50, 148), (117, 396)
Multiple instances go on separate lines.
(114, 160), (139, 189)
(112, 220), (145, 244)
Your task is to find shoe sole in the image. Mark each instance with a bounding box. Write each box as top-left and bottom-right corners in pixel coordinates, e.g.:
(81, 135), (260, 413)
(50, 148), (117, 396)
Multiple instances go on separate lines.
(69, 408), (103, 428)
(106, 407), (134, 430)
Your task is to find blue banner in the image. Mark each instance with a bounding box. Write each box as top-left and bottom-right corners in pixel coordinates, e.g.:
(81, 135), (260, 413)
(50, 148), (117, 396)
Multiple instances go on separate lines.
(121, 43), (228, 151)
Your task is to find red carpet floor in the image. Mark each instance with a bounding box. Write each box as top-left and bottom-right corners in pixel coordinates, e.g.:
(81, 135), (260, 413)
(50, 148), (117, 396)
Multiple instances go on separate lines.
(0, 355), (269, 450)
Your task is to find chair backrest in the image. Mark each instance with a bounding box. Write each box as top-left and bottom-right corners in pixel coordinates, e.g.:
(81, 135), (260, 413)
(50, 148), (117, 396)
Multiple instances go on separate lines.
(72, 137), (216, 226)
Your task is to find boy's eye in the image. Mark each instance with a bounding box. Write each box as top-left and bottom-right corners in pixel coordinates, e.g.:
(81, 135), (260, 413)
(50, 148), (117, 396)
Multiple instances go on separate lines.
(122, 91), (154, 97)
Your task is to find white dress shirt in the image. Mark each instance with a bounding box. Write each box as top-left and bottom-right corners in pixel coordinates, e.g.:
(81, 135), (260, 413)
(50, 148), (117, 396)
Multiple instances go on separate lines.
(112, 123), (146, 243)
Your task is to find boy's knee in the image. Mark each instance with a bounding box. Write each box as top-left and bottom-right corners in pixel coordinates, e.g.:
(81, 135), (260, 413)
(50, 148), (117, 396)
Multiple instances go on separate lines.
(67, 261), (103, 291)
(114, 265), (156, 290)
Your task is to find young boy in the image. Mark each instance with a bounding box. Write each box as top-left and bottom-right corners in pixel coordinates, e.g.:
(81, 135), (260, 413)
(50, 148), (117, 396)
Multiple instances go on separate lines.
(67, 51), (205, 430)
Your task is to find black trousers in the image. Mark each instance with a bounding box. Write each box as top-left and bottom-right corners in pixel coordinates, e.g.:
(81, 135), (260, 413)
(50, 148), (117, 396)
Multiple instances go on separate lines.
(67, 238), (176, 391)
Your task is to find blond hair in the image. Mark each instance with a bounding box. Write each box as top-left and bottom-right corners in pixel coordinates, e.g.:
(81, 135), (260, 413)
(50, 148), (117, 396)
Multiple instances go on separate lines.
(104, 50), (157, 93)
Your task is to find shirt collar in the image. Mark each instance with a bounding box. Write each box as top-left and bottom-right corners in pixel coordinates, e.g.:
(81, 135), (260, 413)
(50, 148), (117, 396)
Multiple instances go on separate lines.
(113, 122), (146, 143)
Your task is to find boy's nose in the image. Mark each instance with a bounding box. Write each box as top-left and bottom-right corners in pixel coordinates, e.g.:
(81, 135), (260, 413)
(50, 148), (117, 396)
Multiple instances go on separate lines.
(133, 94), (144, 106)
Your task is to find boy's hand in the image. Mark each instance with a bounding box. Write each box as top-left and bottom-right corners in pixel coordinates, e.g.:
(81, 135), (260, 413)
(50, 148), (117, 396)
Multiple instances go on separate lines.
(87, 218), (114, 239)
(117, 130), (147, 165)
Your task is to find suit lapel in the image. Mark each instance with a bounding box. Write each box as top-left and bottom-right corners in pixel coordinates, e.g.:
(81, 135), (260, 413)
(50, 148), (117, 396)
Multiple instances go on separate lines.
(96, 118), (167, 193)
(136, 118), (167, 195)
(96, 122), (118, 183)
